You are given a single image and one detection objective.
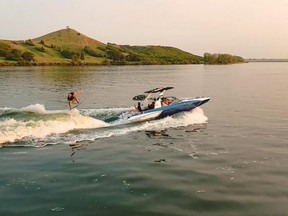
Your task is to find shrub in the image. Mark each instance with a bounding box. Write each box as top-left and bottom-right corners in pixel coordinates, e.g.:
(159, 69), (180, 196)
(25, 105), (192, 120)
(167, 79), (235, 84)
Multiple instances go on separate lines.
(84, 46), (102, 57)
(35, 46), (45, 53)
(61, 50), (79, 59)
(24, 39), (35, 46)
(22, 51), (35, 61)
(6, 49), (22, 61)
(0, 42), (12, 57)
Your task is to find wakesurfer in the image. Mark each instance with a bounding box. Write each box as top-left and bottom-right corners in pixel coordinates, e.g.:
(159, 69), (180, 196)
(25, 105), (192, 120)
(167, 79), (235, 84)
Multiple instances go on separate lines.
(67, 91), (80, 109)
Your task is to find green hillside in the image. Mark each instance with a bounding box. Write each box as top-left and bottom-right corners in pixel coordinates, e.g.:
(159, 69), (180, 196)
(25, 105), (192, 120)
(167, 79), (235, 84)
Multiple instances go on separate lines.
(0, 28), (203, 66)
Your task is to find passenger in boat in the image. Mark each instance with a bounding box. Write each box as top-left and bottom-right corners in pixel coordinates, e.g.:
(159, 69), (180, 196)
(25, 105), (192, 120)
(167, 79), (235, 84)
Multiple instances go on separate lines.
(131, 102), (142, 112)
(161, 97), (170, 106)
(67, 91), (80, 109)
(136, 102), (142, 112)
(148, 99), (156, 109)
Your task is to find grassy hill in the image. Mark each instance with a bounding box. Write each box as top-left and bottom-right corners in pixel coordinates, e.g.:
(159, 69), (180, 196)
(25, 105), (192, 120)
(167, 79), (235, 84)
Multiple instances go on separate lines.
(0, 28), (203, 66)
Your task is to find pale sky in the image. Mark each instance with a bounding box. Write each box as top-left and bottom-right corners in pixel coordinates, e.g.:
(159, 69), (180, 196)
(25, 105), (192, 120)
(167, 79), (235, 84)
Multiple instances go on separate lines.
(1, 0), (288, 59)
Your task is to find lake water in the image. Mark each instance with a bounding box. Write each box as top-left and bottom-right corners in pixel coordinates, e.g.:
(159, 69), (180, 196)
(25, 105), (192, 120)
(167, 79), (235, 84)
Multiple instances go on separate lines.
(0, 63), (287, 216)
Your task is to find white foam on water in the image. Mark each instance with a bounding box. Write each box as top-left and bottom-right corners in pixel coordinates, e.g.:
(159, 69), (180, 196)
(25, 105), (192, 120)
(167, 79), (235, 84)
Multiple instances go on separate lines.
(21, 103), (47, 114)
(132, 107), (208, 131)
(0, 104), (208, 146)
(0, 104), (109, 145)
(62, 107), (209, 144)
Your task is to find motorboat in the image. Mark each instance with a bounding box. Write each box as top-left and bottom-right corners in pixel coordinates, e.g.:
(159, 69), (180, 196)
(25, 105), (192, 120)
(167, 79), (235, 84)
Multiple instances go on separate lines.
(127, 87), (210, 123)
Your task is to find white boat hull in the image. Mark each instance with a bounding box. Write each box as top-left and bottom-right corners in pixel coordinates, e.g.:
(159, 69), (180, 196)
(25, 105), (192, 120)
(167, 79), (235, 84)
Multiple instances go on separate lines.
(128, 110), (163, 123)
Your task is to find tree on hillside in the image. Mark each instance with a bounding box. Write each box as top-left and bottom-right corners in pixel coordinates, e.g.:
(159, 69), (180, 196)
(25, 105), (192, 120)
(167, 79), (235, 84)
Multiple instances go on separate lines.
(84, 46), (103, 57)
(24, 39), (35, 46)
(126, 54), (141, 61)
(204, 52), (245, 64)
(107, 49), (125, 61)
(61, 50), (77, 59)
(0, 42), (12, 57)
(35, 46), (45, 53)
(80, 53), (85, 60)
(6, 49), (22, 61)
(22, 51), (35, 62)
(71, 54), (79, 65)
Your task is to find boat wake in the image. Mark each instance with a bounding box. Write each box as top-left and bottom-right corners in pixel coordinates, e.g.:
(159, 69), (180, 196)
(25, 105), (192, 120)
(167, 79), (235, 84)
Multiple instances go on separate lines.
(0, 104), (208, 148)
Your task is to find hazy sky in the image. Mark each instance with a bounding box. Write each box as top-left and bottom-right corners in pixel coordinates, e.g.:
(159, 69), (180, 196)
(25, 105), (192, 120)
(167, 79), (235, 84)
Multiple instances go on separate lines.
(1, 0), (288, 58)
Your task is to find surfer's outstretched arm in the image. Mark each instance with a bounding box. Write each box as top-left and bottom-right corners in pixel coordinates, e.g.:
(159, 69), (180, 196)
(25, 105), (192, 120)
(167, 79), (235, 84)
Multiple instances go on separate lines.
(73, 91), (81, 103)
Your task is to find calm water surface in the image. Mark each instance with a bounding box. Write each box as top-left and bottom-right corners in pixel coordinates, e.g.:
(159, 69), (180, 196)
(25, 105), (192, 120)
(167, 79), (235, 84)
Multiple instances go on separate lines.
(0, 63), (287, 216)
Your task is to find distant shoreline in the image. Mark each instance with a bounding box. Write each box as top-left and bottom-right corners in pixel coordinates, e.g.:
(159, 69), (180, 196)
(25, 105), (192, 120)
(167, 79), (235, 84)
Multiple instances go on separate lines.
(247, 59), (288, 62)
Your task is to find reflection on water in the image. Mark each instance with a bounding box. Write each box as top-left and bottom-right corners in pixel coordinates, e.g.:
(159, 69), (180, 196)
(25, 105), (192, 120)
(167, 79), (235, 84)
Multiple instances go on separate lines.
(145, 130), (170, 138)
(69, 142), (88, 162)
(38, 67), (94, 85)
